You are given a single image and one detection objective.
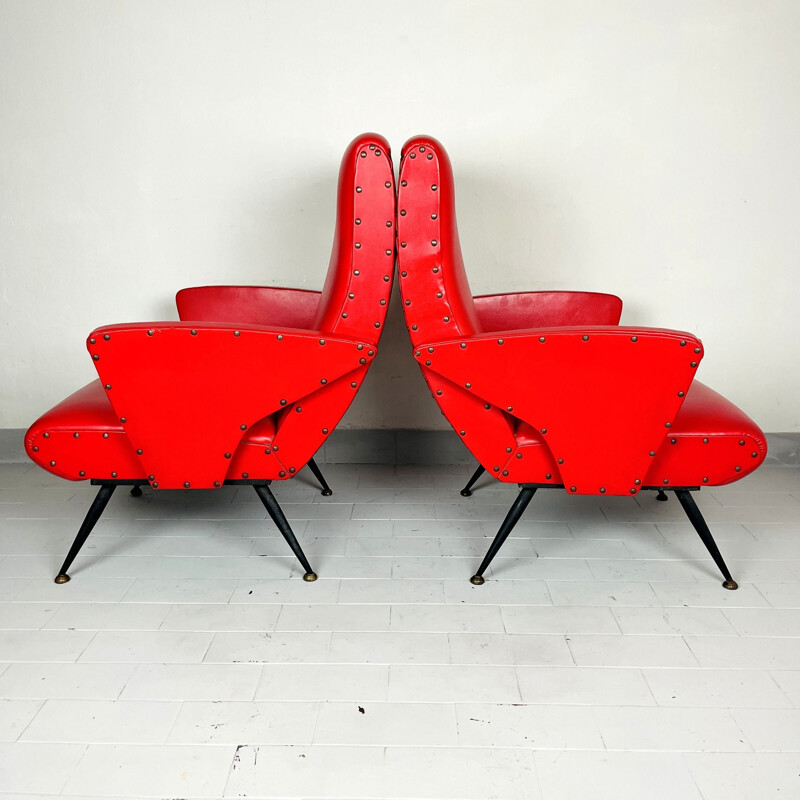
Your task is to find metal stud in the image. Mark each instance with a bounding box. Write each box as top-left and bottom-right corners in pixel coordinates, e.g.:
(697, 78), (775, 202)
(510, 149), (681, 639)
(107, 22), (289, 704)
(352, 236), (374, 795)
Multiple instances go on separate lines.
(380, 299), (386, 305)
(443, 316), (450, 322)
(280, 399), (287, 405)
(386, 221), (392, 227)
(355, 243), (361, 249)
(360, 151), (367, 157)
(277, 334), (283, 340)
(401, 180), (407, 186)
(103, 334), (110, 341)
(419, 146), (426, 152)
(436, 389), (442, 395)
(735, 465), (741, 472)
(152, 482), (159, 488)
(680, 340), (686, 346)
(148, 475), (155, 481)
(384, 181), (391, 188)
(79, 470), (85, 476)
(412, 324), (418, 330)
(73, 432), (79, 438)
(190, 329), (197, 335)
(384, 275), (390, 282)
(432, 267), (439, 273)
(234, 330), (240, 336)
(634, 479), (641, 485)
(104, 384), (112, 390)
(279, 471), (286, 477)
(431, 213), (438, 220)
(431, 184), (437, 191)
(409, 152), (416, 159)
(147, 330), (154, 336)
(497, 339), (504, 345)
(459, 430), (466, 436)
(678, 391), (685, 397)
(241, 473), (248, 479)
(670, 438), (677, 444)
(351, 382), (358, 388)
(241, 424), (247, 430)
(368, 350), (375, 356)
(516, 453), (522, 459)
(89, 337), (96, 344)
(342, 312), (348, 318)
(545, 473), (552, 479)
(582, 335), (589, 341)
(465, 383), (471, 388)
(136, 449), (143, 455)
(752, 452), (758, 458)
(320, 339), (327, 345)
(32, 446), (38, 451)
(570, 486), (577, 492)
(558, 458), (564, 464)
(49, 460), (56, 466)
(93, 354), (100, 361)
(703, 438), (709, 444)
(600, 488), (606, 493)
(665, 422), (671, 428)
(374, 321), (380, 328)
(400, 209), (406, 216)
(436, 292), (443, 298)
(120, 417), (126, 423)
(356, 186), (362, 192)
(103, 433), (109, 439)
(630, 488), (636, 494)
(694, 347), (701, 354)
(539, 336), (546, 343)
(631, 336), (638, 342)
(703, 477), (709, 483)
(355, 218), (361, 225)
(322, 428), (329, 434)
(214, 481), (221, 488)
(690, 361), (697, 368)
(184, 482), (190, 488)
(431, 239), (437, 246)
(739, 440), (745, 446)
(663, 479), (669, 485)
(493, 466), (500, 472)
(649, 451), (656, 456)
(295, 407), (302, 413)
(507, 406), (513, 412)
(224, 452), (231, 459)
(264, 448), (271, 454)
(111, 472), (117, 478)
(320, 378), (327, 384)
(43, 432), (49, 438)
(401, 271), (407, 277)
(502, 470), (509, 476)
(289, 467), (296, 473)
(427, 153), (433, 160)
(385, 249), (392, 255)
(425, 360), (431, 366)
(506, 447), (512, 453)
(541, 428), (547, 434)
(405, 299), (411, 306)
(484, 404), (490, 409)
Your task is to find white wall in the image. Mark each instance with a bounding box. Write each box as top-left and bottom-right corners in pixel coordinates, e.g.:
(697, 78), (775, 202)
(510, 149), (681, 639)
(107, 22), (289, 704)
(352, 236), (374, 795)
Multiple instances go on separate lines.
(2, 0), (798, 431)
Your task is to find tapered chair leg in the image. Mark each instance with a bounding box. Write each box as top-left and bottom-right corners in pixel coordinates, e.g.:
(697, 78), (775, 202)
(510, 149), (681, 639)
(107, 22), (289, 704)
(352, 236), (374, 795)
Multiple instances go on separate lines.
(460, 464), (486, 497)
(55, 483), (117, 584)
(674, 489), (738, 590)
(130, 484), (143, 497)
(253, 484), (317, 581)
(307, 456), (333, 496)
(470, 487), (537, 584)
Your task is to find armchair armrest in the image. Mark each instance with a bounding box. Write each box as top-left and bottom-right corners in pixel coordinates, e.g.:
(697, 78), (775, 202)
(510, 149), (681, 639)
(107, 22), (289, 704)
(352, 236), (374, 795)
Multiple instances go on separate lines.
(176, 286), (321, 329)
(88, 321), (373, 489)
(416, 326), (701, 495)
(473, 291), (623, 332)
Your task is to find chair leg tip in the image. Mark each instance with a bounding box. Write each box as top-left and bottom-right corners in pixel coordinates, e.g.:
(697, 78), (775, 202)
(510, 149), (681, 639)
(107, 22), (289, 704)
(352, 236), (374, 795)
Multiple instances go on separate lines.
(303, 572), (318, 582)
(130, 486), (143, 497)
(722, 579), (739, 591)
(460, 489), (472, 497)
(320, 489), (333, 497)
(54, 574), (70, 584)
(469, 575), (485, 585)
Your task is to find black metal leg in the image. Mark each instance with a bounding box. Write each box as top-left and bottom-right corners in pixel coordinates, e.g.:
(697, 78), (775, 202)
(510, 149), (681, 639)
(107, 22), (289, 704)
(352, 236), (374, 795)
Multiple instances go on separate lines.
(307, 457), (333, 497)
(656, 489), (668, 502)
(674, 489), (738, 590)
(55, 483), (117, 584)
(470, 487), (537, 584)
(130, 485), (143, 497)
(253, 484), (317, 581)
(460, 464), (486, 497)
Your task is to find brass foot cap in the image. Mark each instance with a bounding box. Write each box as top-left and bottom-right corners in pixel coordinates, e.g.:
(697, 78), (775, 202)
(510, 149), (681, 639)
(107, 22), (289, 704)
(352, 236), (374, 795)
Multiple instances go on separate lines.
(470, 575), (485, 585)
(722, 579), (739, 591)
(321, 489), (333, 497)
(303, 572), (318, 582)
(460, 489), (472, 497)
(54, 574), (70, 584)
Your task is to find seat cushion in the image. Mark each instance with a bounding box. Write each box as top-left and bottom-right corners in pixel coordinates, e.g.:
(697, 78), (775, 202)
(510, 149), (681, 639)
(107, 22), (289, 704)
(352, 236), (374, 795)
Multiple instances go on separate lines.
(26, 380), (279, 482)
(504, 381), (766, 489)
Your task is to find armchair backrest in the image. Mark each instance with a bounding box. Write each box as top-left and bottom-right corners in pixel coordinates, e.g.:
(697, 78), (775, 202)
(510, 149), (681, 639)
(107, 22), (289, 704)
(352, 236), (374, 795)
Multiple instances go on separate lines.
(313, 133), (396, 342)
(395, 136), (480, 348)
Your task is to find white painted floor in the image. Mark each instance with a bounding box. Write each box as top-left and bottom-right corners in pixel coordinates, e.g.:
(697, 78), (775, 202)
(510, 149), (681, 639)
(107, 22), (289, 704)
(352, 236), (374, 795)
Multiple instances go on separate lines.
(0, 460), (799, 799)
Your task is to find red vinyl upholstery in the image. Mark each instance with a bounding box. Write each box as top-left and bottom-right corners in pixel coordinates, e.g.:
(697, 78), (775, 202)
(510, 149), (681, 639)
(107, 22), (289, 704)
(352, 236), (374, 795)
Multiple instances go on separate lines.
(396, 135), (766, 587)
(25, 133), (395, 582)
(27, 134), (394, 489)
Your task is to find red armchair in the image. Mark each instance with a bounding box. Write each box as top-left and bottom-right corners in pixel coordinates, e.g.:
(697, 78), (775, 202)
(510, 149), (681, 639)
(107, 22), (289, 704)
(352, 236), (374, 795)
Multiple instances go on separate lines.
(26, 133), (395, 583)
(396, 135), (766, 589)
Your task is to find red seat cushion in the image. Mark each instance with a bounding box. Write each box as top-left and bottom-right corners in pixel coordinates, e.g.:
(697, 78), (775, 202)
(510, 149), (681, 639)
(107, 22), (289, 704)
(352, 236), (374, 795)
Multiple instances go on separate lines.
(26, 380), (278, 482)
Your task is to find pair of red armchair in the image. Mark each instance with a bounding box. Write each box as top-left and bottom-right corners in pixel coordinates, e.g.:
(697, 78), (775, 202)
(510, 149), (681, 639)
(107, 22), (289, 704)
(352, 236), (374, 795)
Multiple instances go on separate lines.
(26, 133), (766, 589)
